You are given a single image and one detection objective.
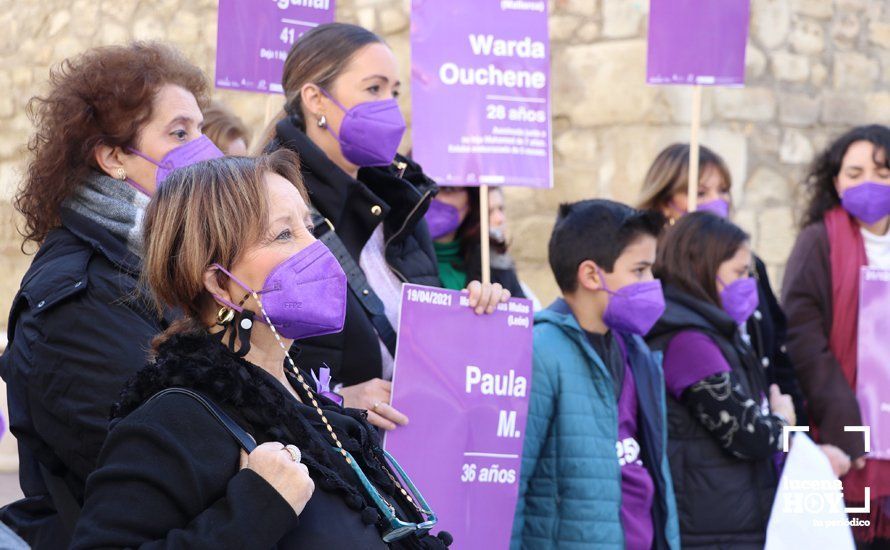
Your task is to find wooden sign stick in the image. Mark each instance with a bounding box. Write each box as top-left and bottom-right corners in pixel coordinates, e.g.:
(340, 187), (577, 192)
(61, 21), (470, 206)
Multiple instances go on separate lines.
(479, 184), (491, 285)
(687, 85), (703, 212)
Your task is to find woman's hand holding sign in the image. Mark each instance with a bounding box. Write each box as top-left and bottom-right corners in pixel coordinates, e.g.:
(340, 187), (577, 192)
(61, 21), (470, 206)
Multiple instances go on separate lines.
(341, 378), (409, 431)
(343, 282), (509, 430)
(466, 281), (511, 315)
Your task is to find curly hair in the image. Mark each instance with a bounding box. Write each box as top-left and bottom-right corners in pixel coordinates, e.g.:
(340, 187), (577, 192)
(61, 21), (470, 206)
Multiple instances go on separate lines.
(800, 124), (890, 229)
(15, 42), (209, 247)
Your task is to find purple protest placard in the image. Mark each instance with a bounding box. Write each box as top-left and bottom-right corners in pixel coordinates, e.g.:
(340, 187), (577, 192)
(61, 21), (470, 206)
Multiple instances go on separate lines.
(215, 0), (335, 94)
(410, 0), (552, 188)
(384, 284), (533, 548)
(857, 267), (890, 460)
(647, 0), (750, 86)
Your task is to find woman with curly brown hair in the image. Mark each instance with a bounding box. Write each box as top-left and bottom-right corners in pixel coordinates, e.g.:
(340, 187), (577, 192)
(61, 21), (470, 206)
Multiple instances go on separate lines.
(782, 124), (890, 547)
(0, 42), (221, 548)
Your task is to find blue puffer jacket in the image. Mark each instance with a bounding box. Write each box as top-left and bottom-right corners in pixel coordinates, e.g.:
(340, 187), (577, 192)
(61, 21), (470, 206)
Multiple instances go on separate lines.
(511, 300), (680, 550)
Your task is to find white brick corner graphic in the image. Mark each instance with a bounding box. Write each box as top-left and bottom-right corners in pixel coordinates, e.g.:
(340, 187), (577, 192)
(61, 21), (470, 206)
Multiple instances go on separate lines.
(782, 425), (873, 514)
(844, 426), (871, 453)
(782, 425), (809, 453)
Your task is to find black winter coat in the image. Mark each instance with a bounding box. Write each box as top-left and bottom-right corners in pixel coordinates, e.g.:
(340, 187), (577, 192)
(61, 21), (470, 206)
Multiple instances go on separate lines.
(71, 331), (449, 549)
(269, 117), (441, 385)
(747, 256), (808, 425)
(0, 208), (167, 549)
(647, 285), (778, 549)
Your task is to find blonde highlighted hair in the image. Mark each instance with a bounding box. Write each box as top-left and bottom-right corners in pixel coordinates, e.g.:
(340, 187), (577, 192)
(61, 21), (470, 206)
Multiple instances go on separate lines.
(142, 150), (308, 342)
(637, 143), (732, 212)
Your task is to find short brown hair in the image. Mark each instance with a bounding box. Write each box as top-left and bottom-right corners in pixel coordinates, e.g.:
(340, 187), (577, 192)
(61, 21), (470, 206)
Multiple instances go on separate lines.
(655, 211), (749, 307)
(637, 143), (732, 212)
(202, 100), (251, 152)
(15, 42), (209, 246)
(142, 150), (308, 334)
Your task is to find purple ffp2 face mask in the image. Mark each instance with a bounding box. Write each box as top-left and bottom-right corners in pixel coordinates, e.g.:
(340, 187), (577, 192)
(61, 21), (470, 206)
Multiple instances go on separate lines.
(697, 198), (730, 218)
(841, 182), (890, 225)
(719, 276), (759, 325)
(599, 269), (666, 336)
(213, 240), (347, 341)
(127, 135), (224, 193)
(320, 87), (407, 167)
(425, 199), (462, 239)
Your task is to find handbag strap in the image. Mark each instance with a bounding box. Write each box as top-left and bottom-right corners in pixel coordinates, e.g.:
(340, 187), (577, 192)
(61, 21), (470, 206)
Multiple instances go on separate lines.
(309, 207), (398, 356)
(144, 387), (257, 452)
(36, 387), (256, 537)
(37, 463), (81, 537)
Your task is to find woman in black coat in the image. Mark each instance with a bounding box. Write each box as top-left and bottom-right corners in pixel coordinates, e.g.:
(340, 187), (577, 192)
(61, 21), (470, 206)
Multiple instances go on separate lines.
(72, 152), (450, 549)
(0, 43), (217, 548)
(260, 23), (510, 430)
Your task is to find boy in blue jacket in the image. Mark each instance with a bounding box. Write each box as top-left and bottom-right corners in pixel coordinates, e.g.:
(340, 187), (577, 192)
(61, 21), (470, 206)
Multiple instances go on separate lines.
(512, 199), (679, 550)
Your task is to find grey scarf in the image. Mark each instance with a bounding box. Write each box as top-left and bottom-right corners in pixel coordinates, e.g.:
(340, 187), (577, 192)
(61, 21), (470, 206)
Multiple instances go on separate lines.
(63, 170), (150, 256)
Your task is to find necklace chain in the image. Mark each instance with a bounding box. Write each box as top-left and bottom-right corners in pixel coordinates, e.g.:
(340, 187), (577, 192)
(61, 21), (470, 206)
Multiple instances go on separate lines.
(251, 292), (423, 515)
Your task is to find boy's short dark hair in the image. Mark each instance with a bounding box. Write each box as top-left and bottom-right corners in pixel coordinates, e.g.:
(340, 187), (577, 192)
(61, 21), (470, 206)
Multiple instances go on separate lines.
(548, 199), (665, 293)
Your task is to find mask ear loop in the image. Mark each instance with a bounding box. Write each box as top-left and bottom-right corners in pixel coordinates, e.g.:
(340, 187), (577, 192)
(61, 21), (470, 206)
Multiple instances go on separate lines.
(317, 86), (350, 143)
(596, 267), (615, 295)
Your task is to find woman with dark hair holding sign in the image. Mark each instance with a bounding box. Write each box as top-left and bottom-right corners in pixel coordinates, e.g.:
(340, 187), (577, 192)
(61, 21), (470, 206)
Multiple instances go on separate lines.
(259, 23), (510, 431)
(782, 124), (890, 547)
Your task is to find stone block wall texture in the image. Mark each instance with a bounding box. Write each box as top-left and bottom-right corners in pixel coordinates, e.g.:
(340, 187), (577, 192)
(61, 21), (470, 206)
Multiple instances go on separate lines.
(0, 0), (887, 470)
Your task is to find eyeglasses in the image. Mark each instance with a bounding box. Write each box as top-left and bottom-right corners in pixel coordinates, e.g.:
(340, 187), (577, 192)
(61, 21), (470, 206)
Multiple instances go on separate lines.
(338, 446), (438, 542)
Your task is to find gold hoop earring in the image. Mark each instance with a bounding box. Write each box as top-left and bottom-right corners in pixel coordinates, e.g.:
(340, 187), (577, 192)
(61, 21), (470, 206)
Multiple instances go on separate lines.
(115, 167), (127, 181)
(216, 306), (235, 326)
(317, 115), (327, 128)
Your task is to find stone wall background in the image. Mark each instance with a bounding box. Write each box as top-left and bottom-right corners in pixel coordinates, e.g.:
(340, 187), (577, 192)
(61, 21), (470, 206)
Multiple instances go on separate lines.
(0, 0), (888, 470)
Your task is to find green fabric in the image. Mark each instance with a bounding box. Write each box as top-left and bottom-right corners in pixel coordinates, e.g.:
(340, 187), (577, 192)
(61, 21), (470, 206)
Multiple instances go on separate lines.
(433, 240), (467, 291)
